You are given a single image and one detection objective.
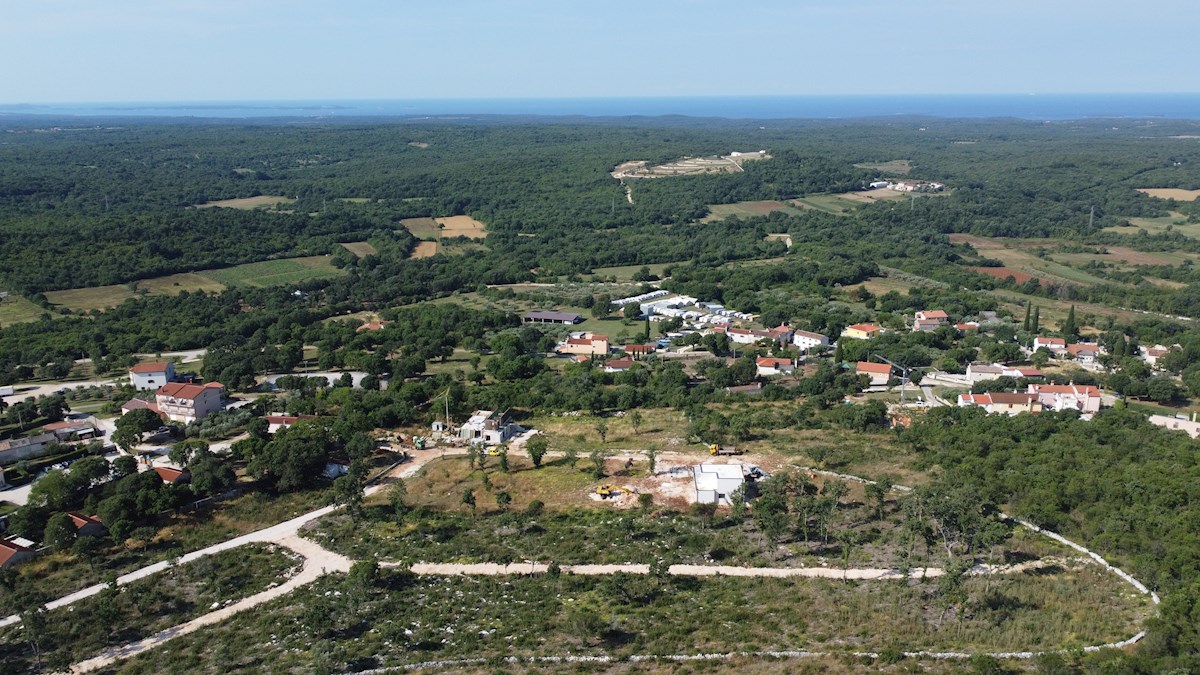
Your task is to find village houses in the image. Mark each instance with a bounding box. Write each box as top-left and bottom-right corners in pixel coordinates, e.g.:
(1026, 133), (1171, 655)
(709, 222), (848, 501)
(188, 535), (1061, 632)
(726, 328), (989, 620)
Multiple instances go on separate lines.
(912, 310), (949, 333)
(1028, 383), (1102, 414)
(756, 357), (796, 377)
(556, 332), (609, 357)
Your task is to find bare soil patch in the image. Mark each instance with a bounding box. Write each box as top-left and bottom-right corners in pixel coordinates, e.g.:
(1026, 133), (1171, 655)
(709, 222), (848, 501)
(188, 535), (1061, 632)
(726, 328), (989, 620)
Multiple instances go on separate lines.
(971, 267), (1037, 285)
(1138, 188), (1200, 201)
(435, 215), (489, 239)
(194, 195), (295, 210)
(410, 241), (439, 259)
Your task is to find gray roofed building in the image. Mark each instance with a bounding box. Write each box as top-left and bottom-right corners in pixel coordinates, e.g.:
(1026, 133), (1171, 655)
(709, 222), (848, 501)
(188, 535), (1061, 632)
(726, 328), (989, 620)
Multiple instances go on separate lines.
(523, 310), (583, 325)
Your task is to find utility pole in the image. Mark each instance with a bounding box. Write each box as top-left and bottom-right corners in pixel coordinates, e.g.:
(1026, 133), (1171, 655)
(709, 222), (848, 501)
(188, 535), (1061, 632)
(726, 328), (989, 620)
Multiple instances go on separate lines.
(1089, 205), (1095, 229)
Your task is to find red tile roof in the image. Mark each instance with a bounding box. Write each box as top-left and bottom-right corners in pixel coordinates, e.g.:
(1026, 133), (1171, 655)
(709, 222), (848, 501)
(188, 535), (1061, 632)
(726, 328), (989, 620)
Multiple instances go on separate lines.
(153, 466), (189, 483)
(67, 513), (104, 530)
(1067, 343), (1100, 355)
(0, 539), (33, 566)
(918, 310), (949, 319)
(962, 393), (1039, 406)
(847, 324), (880, 333)
(606, 357), (634, 370)
(757, 357), (794, 368)
(121, 398), (161, 413)
(1030, 384), (1100, 397)
(856, 361), (892, 375)
(131, 361), (171, 374)
(157, 382), (224, 400)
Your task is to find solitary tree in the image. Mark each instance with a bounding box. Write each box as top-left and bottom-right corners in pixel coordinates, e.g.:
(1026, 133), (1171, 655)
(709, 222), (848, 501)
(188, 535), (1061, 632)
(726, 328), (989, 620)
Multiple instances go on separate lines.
(498, 447), (510, 472)
(389, 478), (408, 517)
(564, 447), (579, 469)
(594, 420), (608, 444)
(526, 435), (548, 468)
(1062, 304), (1078, 341)
(461, 488), (476, 514)
(495, 491), (512, 512)
(629, 410), (643, 435)
(113, 407), (163, 452)
(645, 445), (657, 475)
(589, 449), (607, 479)
(1022, 303), (1031, 332)
(1031, 306), (1040, 333)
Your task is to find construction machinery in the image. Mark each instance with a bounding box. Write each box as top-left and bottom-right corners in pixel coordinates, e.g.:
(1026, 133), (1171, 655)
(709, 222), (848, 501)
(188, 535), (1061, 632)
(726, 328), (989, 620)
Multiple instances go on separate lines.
(707, 443), (743, 456)
(595, 484), (637, 499)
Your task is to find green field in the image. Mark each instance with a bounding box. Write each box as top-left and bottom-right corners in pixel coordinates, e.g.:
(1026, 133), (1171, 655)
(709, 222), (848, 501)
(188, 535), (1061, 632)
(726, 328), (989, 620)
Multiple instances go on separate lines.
(700, 200), (807, 222)
(589, 261), (677, 281)
(399, 216), (441, 240)
(0, 294), (55, 325)
(45, 257), (344, 312)
(197, 256), (344, 288)
(790, 194), (857, 214)
(1106, 211), (1200, 239)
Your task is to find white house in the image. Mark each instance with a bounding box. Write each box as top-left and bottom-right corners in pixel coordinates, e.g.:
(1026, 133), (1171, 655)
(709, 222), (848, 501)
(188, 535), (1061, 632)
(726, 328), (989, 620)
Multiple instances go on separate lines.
(912, 310), (949, 333)
(958, 392), (1043, 416)
(1148, 414), (1200, 439)
(1028, 384), (1101, 414)
(756, 357), (796, 377)
(965, 363), (1004, 384)
(154, 382), (225, 424)
(693, 463), (747, 506)
(129, 361), (176, 391)
(458, 410), (520, 446)
(1033, 337), (1067, 353)
(792, 330), (829, 352)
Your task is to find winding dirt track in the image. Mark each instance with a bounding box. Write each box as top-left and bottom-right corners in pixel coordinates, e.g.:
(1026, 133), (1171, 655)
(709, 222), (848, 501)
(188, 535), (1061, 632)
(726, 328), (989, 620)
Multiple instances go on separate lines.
(16, 447), (1156, 673)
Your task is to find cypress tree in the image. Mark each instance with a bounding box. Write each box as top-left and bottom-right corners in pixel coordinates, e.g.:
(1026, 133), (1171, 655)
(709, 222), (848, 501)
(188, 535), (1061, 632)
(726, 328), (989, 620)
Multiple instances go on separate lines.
(1031, 306), (1040, 333)
(1022, 304), (1031, 332)
(1063, 305), (1078, 341)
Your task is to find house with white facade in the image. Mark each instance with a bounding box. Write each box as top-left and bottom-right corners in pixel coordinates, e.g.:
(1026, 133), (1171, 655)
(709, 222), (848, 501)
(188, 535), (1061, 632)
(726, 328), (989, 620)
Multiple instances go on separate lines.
(1033, 337), (1067, 353)
(958, 392), (1043, 416)
(756, 357), (796, 377)
(129, 361), (176, 391)
(1028, 384), (1101, 413)
(965, 363), (1004, 384)
(792, 330), (829, 352)
(556, 333), (610, 357)
(912, 310), (949, 333)
(154, 382), (225, 424)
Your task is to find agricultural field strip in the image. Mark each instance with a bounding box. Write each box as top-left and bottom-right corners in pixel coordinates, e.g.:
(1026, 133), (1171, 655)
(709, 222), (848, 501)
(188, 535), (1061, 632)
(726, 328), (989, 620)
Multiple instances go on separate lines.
(31, 449), (1157, 672)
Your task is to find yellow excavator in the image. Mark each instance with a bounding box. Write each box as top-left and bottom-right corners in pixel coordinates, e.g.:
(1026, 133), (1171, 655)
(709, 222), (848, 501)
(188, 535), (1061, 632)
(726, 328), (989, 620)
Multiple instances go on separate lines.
(707, 443), (743, 456)
(595, 484), (637, 498)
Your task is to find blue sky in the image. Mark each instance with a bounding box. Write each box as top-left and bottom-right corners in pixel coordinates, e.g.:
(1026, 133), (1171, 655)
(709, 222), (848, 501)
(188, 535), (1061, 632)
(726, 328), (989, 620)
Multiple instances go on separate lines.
(1, 0), (1196, 102)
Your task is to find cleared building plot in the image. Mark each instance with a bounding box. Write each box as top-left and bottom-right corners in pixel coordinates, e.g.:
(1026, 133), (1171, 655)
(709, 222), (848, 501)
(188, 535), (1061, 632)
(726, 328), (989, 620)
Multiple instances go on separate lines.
(612, 152), (771, 179)
(194, 195), (296, 210)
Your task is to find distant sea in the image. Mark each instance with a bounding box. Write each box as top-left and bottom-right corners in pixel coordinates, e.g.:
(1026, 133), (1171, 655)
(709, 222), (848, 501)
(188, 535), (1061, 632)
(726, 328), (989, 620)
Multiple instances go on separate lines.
(3, 94), (1200, 121)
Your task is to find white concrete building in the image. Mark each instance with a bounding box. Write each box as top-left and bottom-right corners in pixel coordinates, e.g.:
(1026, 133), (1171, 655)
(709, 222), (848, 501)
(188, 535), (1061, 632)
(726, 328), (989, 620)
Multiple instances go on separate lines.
(129, 361), (176, 391)
(458, 410), (520, 446)
(1028, 384), (1101, 414)
(155, 382), (225, 424)
(693, 464), (747, 506)
(792, 330), (829, 352)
